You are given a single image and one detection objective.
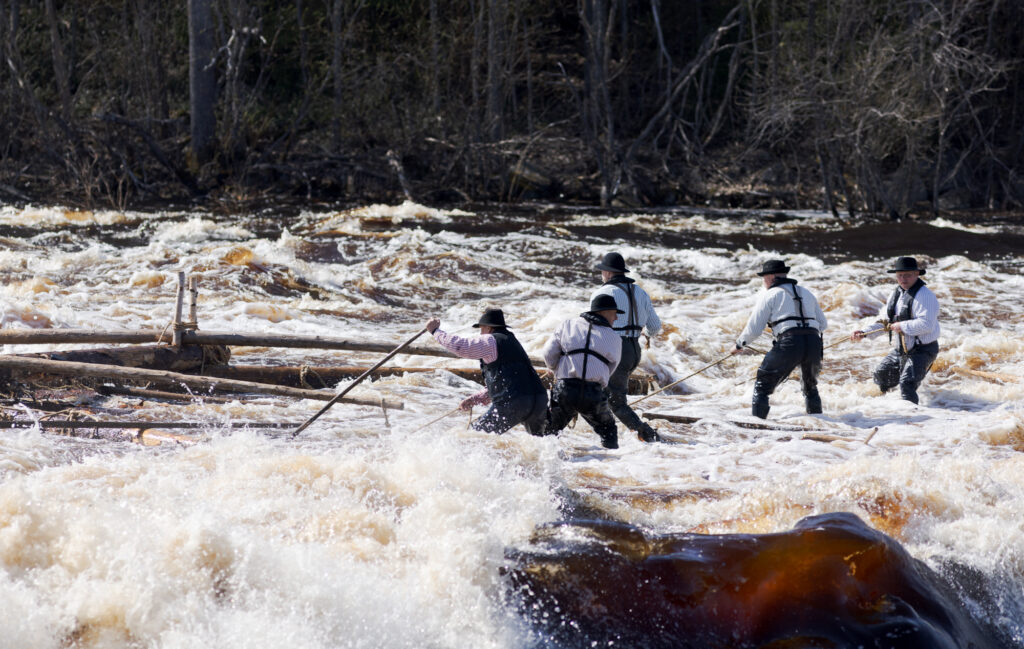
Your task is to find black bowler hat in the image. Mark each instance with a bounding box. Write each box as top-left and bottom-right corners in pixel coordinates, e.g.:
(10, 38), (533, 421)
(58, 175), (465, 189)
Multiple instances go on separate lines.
(594, 252), (630, 273)
(588, 294), (625, 314)
(887, 256), (926, 275)
(472, 308), (509, 328)
(756, 259), (790, 276)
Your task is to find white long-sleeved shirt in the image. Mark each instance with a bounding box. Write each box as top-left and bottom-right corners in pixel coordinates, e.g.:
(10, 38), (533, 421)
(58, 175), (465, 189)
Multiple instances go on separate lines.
(542, 315), (622, 386)
(736, 280), (828, 348)
(590, 279), (661, 338)
(890, 283), (940, 349)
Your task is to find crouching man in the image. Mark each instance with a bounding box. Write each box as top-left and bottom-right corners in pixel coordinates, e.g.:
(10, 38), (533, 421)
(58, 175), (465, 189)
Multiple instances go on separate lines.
(426, 308), (548, 435)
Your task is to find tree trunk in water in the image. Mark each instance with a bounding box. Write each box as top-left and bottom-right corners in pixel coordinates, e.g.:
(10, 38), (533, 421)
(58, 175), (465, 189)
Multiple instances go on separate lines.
(188, 0), (216, 164)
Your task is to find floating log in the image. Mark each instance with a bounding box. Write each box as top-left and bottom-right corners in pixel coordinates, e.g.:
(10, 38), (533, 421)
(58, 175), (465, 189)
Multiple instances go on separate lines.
(952, 367), (1021, 383)
(96, 385), (238, 404)
(641, 412), (700, 424)
(0, 355), (402, 410)
(641, 411), (812, 432)
(13, 344), (229, 373)
(0, 329), (463, 358)
(201, 364), (652, 394)
(0, 420), (303, 429)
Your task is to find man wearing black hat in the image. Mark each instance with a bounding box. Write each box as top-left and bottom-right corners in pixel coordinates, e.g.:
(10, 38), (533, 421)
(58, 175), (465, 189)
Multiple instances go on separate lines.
(852, 256), (940, 404)
(541, 294), (624, 448)
(590, 251), (663, 443)
(425, 309), (548, 436)
(732, 259), (829, 419)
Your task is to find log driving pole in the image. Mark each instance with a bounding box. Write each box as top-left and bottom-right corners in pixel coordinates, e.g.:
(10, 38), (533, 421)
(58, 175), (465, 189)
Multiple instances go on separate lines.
(629, 352), (734, 407)
(291, 328), (428, 437)
(413, 405), (463, 433)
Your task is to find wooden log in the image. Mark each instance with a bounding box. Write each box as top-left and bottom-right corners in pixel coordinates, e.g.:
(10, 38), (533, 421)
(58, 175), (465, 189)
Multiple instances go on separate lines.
(952, 367), (1021, 383)
(0, 420), (304, 429)
(96, 384), (238, 404)
(640, 412), (700, 424)
(0, 355), (402, 410)
(12, 344), (230, 373)
(0, 329), (462, 358)
(201, 364), (653, 394)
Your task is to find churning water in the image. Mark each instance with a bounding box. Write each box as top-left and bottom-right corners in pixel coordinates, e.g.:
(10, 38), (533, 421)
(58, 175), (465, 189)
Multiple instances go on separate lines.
(1, 202), (1023, 648)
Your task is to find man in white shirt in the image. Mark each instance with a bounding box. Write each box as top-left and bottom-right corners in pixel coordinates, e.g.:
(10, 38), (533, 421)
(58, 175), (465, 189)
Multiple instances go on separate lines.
(590, 252), (663, 442)
(852, 256), (940, 404)
(542, 294), (624, 448)
(732, 259), (828, 419)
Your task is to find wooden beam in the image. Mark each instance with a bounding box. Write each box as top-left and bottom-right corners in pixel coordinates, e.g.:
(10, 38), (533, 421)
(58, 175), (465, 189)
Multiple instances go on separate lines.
(13, 344), (229, 372)
(0, 329), (462, 358)
(0, 355), (402, 410)
(202, 364), (651, 393)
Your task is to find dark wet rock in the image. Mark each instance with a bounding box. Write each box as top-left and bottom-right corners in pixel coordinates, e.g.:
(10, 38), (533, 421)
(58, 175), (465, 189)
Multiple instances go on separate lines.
(504, 512), (1008, 649)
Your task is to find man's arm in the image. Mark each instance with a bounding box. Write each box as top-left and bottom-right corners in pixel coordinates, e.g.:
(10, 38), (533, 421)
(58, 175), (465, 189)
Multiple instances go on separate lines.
(425, 319), (498, 362)
(541, 324), (564, 370)
(809, 290), (828, 333)
(735, 290), (775, 349)
(643, 290), (662, 337)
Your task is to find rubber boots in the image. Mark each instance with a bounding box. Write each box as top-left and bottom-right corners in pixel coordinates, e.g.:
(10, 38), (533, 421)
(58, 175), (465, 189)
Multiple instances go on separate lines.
(636, 422), (663, 443)
(805, 391), (823, 414)
(752, 392), (770, 419)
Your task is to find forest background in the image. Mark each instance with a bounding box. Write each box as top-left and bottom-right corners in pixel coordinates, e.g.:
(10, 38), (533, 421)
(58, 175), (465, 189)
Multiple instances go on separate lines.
(1, 0), (1022, 218)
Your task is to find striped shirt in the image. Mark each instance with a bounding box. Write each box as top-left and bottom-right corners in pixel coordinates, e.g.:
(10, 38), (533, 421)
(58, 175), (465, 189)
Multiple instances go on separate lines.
(431, 328), (498, 363)
(431, 328), (497, 405)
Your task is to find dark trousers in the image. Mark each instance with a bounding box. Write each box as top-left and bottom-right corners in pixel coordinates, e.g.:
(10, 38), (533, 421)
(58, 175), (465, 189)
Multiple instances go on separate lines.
(547, 378), (619, 449)
(473, 390), (549, 436)
(752, 330), (823, 419)
(873, 341), (939, 404)
(607, 337), (659, 440)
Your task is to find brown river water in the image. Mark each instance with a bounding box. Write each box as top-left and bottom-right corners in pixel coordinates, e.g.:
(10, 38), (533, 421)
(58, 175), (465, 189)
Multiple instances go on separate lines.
(0, 202), (1023, 648)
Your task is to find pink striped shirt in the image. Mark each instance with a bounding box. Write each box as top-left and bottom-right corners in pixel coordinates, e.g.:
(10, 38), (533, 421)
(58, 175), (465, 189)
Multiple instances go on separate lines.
(431, 329), (499, 363)
(431, 328), (497, 406)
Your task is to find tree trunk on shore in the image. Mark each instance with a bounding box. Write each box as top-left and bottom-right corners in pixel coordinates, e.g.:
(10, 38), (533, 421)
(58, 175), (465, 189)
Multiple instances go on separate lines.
(188, 0), (216, 164)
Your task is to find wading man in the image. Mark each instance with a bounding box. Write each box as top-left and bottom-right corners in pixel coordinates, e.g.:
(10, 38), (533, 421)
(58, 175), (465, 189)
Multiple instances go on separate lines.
(426, 309), (548, 436)
(733, 260), (828, 419)
(590, 252), (663, 443)
(542, 294), (623, 449)
(851, 256), (940, 404)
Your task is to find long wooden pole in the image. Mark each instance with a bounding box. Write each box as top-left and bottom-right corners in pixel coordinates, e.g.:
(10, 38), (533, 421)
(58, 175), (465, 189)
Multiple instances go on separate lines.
(412, 406), (463, 433)
(629, 352), (734, 407)
(291, 328), (427, 437)
(0, 355), (402, 409)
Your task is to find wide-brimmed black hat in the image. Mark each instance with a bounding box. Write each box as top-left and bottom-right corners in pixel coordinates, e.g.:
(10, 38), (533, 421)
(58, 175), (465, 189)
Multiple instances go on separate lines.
(588, 294), (625, 314)
(472, 308), (509, 328)
(594, 252), (630, 273)
(756, 259), (790, 276)
(887, 256), (926, 275)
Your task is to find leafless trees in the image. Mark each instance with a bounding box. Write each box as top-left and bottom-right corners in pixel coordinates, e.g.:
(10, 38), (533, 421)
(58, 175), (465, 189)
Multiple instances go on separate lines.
(0, 0), (1021, 213)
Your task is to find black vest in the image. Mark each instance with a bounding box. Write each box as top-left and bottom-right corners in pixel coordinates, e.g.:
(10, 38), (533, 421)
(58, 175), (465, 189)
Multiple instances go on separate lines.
(480, 331), (546, 404)
(886, 279), (925, 344)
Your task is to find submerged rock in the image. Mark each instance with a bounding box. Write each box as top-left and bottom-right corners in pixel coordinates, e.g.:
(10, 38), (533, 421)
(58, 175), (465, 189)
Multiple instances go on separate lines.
(504, 512), (1004, 648)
